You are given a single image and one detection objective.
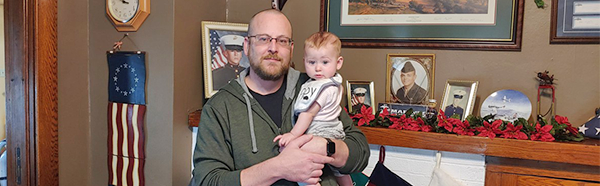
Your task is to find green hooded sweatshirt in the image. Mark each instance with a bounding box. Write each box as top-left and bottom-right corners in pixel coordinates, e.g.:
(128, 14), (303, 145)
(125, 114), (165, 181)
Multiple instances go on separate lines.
(192, 68), (370, 186)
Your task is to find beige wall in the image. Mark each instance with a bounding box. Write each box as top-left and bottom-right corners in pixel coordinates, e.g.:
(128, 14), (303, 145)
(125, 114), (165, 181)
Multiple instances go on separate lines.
(267, 0), (598, 125)
(58, 0), (599, 185)
(58, 0), (225, 185)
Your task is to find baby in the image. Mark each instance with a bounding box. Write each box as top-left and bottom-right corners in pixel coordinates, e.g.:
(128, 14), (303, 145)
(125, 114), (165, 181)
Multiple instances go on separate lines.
(274, 31), (352, 186)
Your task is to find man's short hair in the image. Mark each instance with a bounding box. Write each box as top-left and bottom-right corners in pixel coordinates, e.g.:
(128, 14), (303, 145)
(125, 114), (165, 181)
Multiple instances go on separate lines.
(304, 32), (341, 56)
(220, 35), (244, 51)
(401, 62), (416, 73)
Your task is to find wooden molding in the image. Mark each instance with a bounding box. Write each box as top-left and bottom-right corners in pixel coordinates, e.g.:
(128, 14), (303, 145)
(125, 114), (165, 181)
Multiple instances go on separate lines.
(360, 127), (600, 167)
(5, 0), (59, 185)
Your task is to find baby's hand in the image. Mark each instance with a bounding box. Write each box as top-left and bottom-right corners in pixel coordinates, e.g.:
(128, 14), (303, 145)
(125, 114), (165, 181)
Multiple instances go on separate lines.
(273, 133), (298, 147)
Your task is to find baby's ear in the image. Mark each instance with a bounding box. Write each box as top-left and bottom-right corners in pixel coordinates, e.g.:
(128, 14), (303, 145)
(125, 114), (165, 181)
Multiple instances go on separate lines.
(336, 56), (344, 70)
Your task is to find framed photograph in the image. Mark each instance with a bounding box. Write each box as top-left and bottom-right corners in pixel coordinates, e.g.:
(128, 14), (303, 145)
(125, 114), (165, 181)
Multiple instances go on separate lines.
(385, 54), (435, 105)
(550, 0), (600, 44)
(201, 21), (249, 98)
(346, 81), (376, 115)
(440, 80), (478, 121)
(320, 0), (524, 50)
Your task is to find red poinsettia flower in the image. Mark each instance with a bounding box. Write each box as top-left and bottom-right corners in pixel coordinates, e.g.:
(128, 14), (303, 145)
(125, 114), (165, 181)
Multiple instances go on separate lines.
(453, 120), (475, 136)
(351, 105), (375, 126)
(476, 120), (503, 139)
(416, 117), (433, 132)
(530, 123), (555, 142)
(379, 108), (390, 118)
(421, 124), (433, 132)
(437, 110), (455, 132)
(404, 117), (421, 131)
(388, 115), (403, 130)
(501, 123), (528, 140)
(555, 115), (579, 135)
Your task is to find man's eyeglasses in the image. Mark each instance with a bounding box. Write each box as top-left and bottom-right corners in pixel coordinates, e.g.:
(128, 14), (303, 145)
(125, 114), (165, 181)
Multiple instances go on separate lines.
(355, 93), (366, 97)
(248, 34), (293, 47)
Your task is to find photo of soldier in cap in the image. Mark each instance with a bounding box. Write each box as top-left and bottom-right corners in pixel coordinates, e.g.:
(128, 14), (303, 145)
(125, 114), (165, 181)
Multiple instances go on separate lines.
(201, 21), (249, 98)
(351, 87), (371, 113)
(347, 81), (376, 115)
(212, 34), (248, 90)
(444, 89), (467, 119)
(390, 60), (429, 104)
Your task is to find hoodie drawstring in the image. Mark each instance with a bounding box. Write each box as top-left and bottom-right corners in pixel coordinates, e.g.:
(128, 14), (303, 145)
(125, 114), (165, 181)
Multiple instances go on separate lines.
(243, 93), (258, 153)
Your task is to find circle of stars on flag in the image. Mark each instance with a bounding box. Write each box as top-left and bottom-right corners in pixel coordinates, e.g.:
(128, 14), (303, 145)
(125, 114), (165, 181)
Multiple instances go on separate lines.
(113, 63), (139, 97)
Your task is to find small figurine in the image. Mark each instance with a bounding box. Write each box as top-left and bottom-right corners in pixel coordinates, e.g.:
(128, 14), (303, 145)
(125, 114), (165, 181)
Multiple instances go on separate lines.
(536, 70), (555, 85)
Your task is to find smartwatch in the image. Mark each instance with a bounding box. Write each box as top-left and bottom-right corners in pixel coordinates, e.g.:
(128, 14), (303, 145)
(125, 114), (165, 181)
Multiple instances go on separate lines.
(325, 138), (335, 157)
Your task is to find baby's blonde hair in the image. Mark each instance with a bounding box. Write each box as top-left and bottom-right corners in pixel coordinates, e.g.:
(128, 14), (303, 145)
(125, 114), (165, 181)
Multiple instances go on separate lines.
(304, 32), (341, 56)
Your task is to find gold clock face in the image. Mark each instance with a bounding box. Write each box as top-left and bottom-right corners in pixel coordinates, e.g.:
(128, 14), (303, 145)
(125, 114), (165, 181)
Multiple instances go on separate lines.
(108, 0), (139, 23)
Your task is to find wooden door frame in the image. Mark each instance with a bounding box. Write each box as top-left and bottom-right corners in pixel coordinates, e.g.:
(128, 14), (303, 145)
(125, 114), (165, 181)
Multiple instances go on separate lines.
(4, 0), (58, 185)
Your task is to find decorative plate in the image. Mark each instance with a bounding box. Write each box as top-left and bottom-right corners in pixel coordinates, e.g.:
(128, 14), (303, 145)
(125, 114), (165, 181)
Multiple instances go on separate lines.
(480, 89), (532, 121)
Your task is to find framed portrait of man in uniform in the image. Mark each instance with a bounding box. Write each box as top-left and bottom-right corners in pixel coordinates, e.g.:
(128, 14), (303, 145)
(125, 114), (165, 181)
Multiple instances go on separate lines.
(440, 80), (478, 121)
(385, 54), (435, 105)
(346, 81), (376, 115)
(201, 21), (249, 98)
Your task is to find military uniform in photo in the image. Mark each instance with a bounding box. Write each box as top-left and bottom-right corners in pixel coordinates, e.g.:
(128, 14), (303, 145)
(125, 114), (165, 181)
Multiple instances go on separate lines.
(352, 87), (371, 113)
(395, 62), (427, 104)
(444, 90), (466, 119)
(212, 35), (246, 90)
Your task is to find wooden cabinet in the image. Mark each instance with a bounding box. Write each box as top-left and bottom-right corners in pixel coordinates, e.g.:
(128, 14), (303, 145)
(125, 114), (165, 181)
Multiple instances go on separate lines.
(486, 157), (600, 186)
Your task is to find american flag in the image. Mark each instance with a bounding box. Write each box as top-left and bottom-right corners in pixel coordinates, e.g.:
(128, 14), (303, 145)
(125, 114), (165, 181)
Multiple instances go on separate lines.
(108, 102), (146, 186)
(107, 52), (147, 186)
(210, 30), (227, 70)
(351, 95), (359, 106)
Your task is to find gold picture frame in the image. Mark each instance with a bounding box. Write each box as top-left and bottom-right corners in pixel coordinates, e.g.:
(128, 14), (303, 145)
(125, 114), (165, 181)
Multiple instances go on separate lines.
(440, 80), (479, 121)
(201, 21), (249, 98)
(385, 54), (435, 105)
(346, 80), (375, 115)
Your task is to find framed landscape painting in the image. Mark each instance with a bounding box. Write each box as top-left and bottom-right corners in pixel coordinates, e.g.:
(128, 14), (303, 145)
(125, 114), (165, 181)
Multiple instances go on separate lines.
(320, 0), (524, 50)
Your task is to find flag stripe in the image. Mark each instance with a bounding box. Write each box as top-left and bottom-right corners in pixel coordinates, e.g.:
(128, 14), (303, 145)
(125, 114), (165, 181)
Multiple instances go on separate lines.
(122, 104), (130, 157)
(132, 157), (140, 186)
(117, 154), (123, 186)
(110, 154), (117, 185)
(111, 103), (118, 155)
(132, 105), (140, 158)
(136, 106), (146, 159)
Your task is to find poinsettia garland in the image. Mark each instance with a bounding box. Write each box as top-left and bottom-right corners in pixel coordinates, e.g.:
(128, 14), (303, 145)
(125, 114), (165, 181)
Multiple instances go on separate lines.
(348, 106), (584, 142)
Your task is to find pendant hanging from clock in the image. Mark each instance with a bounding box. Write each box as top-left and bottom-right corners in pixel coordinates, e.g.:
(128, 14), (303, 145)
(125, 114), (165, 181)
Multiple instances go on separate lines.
(106, 0), (150, 32)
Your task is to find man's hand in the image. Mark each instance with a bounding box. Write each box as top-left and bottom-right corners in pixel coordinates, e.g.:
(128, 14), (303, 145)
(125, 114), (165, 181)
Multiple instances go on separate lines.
(275, 135), (334, 184)
(300, 136), (349, 168)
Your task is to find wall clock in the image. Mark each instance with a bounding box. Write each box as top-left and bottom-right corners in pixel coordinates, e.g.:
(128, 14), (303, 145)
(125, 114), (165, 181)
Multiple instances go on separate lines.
(106, 0), (150, 32)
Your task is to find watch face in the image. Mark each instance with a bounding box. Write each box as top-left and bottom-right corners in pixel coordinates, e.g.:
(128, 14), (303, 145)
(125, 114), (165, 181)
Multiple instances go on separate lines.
(108, 0), (139, 23)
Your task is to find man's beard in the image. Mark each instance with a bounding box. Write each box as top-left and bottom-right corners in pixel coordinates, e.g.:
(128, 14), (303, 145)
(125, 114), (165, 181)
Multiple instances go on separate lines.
(250, 53), (290, 81)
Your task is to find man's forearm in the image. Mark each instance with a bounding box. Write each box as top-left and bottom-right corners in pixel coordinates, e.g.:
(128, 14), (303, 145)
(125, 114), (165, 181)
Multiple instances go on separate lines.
(240, 158), (281, 186)
(329, 138), (349, 168)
